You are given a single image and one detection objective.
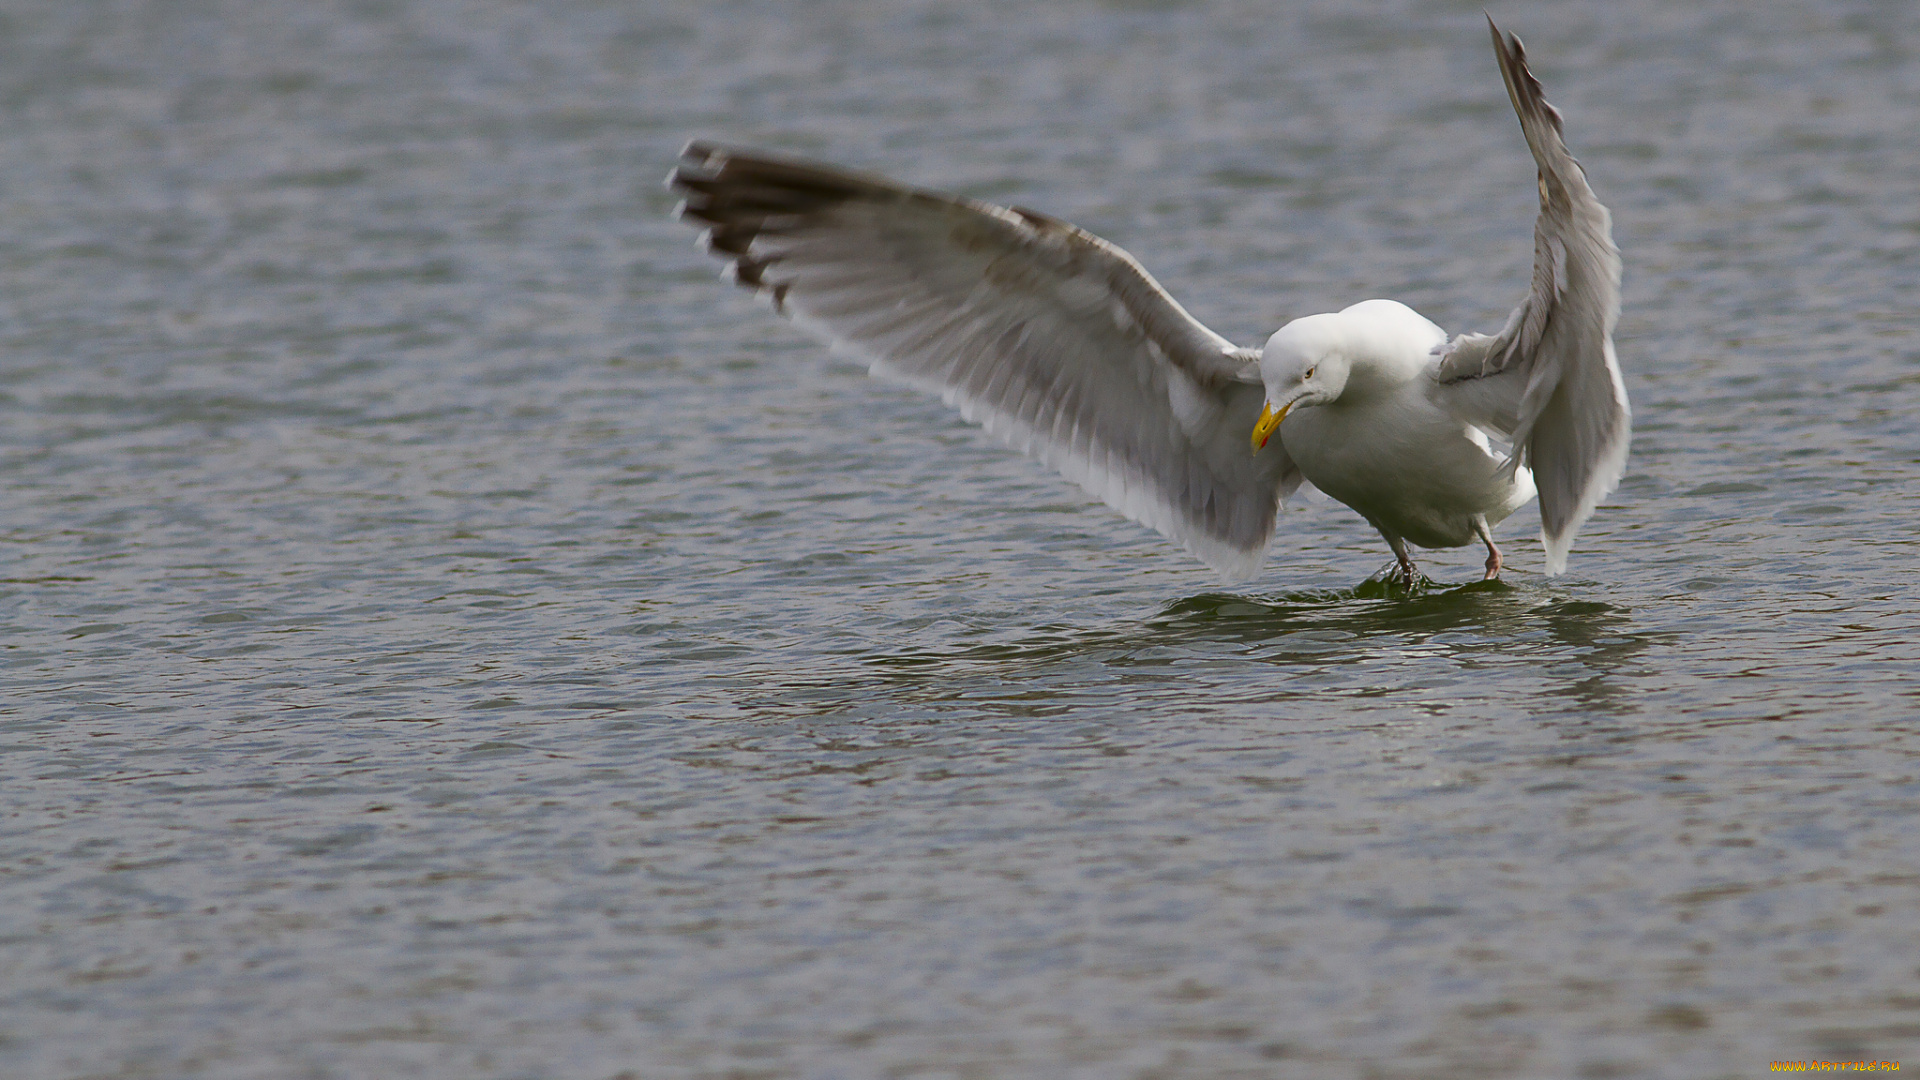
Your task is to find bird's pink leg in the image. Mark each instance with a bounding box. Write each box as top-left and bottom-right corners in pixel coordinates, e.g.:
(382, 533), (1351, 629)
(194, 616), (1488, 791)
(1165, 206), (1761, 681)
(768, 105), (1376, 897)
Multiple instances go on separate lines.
(1384, 533), (1419, 586)
(1474, 516), (1502, 580)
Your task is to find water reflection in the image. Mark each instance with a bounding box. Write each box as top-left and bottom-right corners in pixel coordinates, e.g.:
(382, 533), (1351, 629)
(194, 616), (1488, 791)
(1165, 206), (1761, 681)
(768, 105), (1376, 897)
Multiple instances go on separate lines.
(864, 578), (1650, 667)
(690, 576), (1669, 727)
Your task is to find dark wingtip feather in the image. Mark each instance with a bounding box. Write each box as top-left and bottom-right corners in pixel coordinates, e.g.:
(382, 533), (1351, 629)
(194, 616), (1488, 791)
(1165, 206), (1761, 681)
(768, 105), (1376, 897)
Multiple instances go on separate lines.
(680, 139), (723, 166)
(705, 225), (756, 256)
(667, 140), (896, 312)
(1488, 19), (1564, 136)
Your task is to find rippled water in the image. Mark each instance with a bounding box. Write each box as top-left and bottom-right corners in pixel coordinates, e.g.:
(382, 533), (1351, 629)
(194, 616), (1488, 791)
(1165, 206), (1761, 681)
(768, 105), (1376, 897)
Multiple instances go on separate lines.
(3, 1), (1918, 1077)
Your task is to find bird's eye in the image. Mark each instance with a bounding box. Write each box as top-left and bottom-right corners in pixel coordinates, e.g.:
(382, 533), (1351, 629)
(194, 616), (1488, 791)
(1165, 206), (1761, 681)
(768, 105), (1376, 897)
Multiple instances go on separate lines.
(1305, 366), (1316, 379)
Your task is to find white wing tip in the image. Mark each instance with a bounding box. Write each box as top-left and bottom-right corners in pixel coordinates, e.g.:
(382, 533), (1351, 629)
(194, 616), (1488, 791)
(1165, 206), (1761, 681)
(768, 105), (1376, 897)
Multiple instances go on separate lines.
(1539, 424), (1630, 577)
(1541, 532), (1571, 577)
(1202, 546), (1268, 583)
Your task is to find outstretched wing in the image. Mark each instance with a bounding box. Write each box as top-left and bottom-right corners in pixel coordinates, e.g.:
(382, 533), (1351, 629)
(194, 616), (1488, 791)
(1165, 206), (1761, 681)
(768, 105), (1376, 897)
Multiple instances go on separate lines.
(1434, 19), (1630, 574)
(668, 141), (1301, 580)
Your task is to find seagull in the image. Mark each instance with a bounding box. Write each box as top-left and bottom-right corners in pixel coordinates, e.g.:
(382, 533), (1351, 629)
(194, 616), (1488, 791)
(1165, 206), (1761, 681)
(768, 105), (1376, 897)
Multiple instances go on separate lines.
(667, 19), (1628, 585)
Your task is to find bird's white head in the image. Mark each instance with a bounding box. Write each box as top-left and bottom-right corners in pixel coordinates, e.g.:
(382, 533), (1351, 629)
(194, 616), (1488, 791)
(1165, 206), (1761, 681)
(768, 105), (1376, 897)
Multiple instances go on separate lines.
(1250, 300), (1444, 452)
(1250, 312), (1353, 451)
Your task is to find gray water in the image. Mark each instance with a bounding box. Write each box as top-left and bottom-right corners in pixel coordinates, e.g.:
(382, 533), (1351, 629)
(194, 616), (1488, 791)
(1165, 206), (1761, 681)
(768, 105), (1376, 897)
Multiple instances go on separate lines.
(3, 1), (1917, 1077)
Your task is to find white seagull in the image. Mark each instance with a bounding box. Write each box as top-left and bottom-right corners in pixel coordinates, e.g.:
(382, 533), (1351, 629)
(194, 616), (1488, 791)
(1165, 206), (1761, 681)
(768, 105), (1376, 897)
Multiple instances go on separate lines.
(668, 20), (1628, 585)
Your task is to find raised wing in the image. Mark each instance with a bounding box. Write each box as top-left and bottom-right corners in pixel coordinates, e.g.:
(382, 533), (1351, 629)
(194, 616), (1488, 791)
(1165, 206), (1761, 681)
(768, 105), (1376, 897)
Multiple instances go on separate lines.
(668, 141), (1300, 580)
(1434, 20), (1630, 574)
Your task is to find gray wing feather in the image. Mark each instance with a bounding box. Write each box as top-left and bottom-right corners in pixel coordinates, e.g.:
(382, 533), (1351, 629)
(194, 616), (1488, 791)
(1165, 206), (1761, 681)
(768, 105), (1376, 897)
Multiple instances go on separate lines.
(669, 142), (1300, 580)
(1434, 20), (1630, 574)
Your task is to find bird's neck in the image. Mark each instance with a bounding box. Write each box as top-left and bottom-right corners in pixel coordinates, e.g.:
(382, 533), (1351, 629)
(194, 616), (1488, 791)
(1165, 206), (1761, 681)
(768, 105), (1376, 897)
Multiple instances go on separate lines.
(1336, 350), (1423, 405)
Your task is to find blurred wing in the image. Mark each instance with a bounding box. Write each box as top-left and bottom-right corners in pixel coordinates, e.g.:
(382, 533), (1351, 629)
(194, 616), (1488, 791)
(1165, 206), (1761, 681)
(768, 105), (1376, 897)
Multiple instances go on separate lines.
(1434, 20), (1630, 574)
(668, 141), (1301, 580)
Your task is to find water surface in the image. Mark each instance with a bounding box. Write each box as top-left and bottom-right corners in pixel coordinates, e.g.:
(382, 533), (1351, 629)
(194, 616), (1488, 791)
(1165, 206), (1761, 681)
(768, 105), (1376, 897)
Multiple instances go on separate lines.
(3, 1), (1918, 1077)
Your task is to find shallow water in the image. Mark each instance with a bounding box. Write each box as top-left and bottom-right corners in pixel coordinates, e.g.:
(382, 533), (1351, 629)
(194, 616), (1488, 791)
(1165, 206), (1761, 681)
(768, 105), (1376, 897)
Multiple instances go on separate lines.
(3, 1), (1918, 1077)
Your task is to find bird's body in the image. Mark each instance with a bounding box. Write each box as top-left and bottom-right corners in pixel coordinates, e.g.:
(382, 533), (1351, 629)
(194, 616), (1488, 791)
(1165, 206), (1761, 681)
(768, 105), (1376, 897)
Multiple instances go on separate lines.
(1268, 300), (1539, 567)
(668, 20), (1628, 584)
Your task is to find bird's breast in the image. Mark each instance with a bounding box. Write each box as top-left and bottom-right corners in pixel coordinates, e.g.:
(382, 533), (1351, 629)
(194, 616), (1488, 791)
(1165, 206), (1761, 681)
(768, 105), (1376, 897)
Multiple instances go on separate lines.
(1279, 392), (1528, 547)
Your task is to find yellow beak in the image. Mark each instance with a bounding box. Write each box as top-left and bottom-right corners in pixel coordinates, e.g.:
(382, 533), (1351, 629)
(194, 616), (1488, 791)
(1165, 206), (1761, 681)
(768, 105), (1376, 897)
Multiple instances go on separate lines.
(1251, 400), (1290, 452)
